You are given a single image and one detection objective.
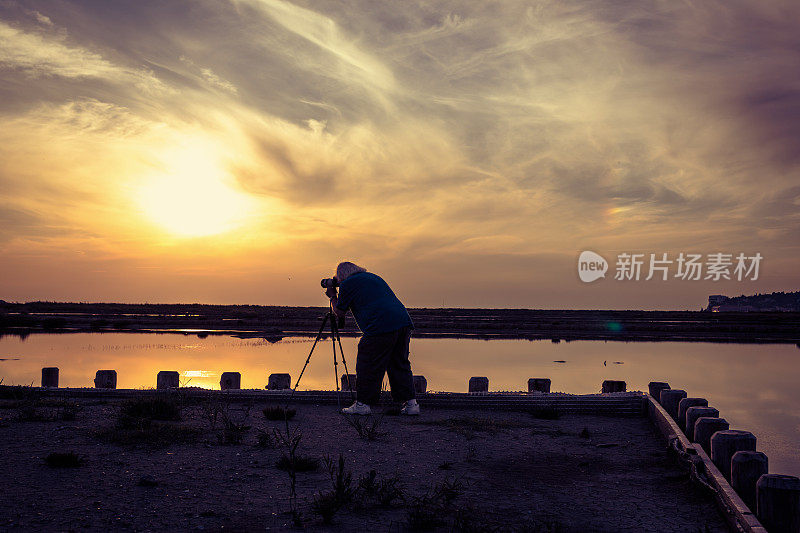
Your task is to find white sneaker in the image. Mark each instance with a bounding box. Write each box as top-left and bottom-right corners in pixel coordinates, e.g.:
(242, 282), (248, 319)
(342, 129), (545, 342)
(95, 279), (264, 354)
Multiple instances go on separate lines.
(400, 399), (420, 416)
(342, 401), (371, 415)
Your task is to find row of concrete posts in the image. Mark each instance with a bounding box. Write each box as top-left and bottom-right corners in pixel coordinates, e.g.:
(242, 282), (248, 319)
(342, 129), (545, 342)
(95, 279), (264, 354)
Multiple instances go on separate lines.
(649, 381), (800, 533)
(39, 367), (629, 395)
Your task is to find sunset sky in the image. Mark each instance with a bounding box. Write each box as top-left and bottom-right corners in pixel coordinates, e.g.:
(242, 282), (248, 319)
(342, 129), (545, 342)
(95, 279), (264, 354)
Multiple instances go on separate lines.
(0, 0), (798, 309)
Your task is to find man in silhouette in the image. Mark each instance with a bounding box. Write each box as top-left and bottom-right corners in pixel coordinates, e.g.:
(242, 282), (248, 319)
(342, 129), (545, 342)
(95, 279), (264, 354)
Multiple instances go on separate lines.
(326, 261), (419, 416)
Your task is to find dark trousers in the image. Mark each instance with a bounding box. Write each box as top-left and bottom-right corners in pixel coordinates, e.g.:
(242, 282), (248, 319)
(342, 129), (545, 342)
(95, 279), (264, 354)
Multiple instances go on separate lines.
(355, 326), (415, 406)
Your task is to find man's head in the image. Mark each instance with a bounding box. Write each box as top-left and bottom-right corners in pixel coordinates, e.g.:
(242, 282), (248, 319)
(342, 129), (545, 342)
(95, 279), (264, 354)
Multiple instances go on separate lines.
(336, 261), (366, 283)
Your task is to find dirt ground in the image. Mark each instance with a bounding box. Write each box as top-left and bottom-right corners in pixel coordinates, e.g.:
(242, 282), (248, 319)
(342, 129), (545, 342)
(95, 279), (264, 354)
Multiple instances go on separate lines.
(0, 393), (730, 532)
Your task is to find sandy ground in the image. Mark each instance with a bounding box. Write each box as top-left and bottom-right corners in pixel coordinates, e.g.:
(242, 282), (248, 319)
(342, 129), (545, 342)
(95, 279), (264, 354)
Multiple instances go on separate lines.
(0, 394), (729, 532)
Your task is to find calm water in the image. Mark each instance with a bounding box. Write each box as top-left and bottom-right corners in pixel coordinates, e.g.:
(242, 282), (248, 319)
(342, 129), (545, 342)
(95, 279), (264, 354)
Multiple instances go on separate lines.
(1, 333), (798, 477)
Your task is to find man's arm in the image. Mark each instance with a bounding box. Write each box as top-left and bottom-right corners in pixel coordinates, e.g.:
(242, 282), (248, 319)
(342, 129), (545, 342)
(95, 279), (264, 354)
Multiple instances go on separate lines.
(327, 286), (347, 319)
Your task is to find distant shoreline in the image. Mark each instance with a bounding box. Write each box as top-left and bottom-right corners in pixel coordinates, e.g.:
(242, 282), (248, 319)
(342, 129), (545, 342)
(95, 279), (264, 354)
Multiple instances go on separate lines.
(2, 302), (800, 344)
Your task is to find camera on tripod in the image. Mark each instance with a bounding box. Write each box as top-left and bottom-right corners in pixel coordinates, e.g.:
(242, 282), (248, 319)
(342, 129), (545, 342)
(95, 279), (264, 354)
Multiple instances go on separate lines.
(320, 277), (339, 289)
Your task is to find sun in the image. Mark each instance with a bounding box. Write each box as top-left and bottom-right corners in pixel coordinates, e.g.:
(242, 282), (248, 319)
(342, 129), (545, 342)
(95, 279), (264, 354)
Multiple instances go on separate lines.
(137, 142), (255, 237)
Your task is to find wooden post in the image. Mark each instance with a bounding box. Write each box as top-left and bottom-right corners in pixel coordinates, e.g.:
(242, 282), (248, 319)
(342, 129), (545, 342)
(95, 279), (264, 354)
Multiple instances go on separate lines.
(659, 389), (687, 421)
(341, 374), (357, 392)
(757, 474), (800, 533)
(731, 451), (768, 512)
(413, 375), (427, 394)
(685, 407), (719, 441)
(648, 382), (670, 401)
(711, 430), (757, 481)
(528, 378), (551, 393)
(267, 373), (291, 390)
(677, 398), (708, 431)
(468, 376), (489, 393)
(220, 372), (241, 390)
(41, 367), (59, 388)
(694, 417), (729, 454)
(94, 370), (117, 389)
(157, 371), (179, 389)
(601, 380), (626, 393)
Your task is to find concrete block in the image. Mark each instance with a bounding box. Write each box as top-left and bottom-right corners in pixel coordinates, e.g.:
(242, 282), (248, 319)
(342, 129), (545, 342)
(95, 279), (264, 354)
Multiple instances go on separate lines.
(757, 474), (800, 533)
(156, 371), (179, 389)
(468, 376), (489, 393)
(601, 380), (626, 393)
(41, 367), (59, 388)
(731, 451), (768, 512)
(694, 417), (730, 454)
(267, 373), (291, 390)
(678, 398), (708, 430)
(413, 375), (427, 394)
(528, 378), (551, 393)
(711, 430), (757, 481)
(94, 370), (117, 389)
(648, 382), (670, 400)
(686, 407), (719, 441)
(220, 372), (241, 390)
(659, 389), (687, 421)
(341, 374), (357, 392)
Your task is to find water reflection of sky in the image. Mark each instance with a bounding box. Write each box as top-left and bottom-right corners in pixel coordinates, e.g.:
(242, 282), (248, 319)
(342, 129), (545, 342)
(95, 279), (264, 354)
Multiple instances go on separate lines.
(1, 333), (798, 476)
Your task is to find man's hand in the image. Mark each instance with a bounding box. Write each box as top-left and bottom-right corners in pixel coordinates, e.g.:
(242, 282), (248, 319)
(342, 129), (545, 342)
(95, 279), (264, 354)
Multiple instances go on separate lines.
(325, 286), (337, 299)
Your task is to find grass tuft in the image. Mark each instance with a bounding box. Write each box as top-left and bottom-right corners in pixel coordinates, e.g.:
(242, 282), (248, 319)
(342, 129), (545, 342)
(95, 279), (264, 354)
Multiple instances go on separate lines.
(343, 413), (386, 441)
(275, 454), (319, 472)
(118, 396), (181, 429)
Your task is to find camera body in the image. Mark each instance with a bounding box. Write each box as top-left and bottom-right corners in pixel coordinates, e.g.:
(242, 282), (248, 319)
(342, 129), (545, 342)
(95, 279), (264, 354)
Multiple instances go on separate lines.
(320, 277), (339, 289)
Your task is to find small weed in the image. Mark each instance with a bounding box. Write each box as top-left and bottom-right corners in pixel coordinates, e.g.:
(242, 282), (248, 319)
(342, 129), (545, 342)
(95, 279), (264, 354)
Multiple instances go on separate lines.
(311, 454), (353, 524)
(276, 454), (319, 472)
(356, 470), (405, 507)
(263, 406), (296, 421)
(218, 421), (251, 445)
(343, 413), (386, 441)
(376, 474), (404, 506)
(271, 424), (305, 523)
(433, 477), (465, 503)
(325, 454), (354, 505)
(255, 428), (275, 448)
(312, 491), (340, 524)
(201, 398), (253, 445)
(406, 494), (446, 531)
(579, 427), (591, 439)
(44, 452), (83, 468)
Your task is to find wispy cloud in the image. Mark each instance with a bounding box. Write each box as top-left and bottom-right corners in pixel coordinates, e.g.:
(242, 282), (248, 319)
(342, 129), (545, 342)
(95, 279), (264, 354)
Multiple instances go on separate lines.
(0, 0), (797, 307)
(0, 20), (166, 93)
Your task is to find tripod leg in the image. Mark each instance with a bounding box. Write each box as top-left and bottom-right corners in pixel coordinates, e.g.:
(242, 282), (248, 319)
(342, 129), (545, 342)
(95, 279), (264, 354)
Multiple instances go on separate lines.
(331, 314), (355, 402)
(286, 312), (329, 409)
(328, 313), (341, 410)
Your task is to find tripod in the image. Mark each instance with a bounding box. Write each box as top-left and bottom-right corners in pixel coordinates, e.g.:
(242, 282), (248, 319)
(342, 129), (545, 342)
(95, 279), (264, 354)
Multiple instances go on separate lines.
(287, 306), (355, 410)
